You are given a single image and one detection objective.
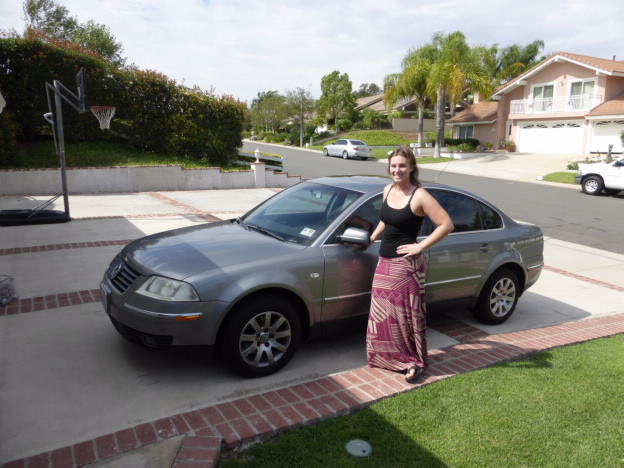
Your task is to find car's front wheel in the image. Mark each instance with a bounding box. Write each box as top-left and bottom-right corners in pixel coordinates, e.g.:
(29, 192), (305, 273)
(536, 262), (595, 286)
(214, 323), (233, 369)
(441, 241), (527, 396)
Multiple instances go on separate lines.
(220, 296), (301, 377)
(342, 151), (349, 159)
(581, 175), (604, 195)
(473, 268), (519, 324)
(323, 148), (329, 157)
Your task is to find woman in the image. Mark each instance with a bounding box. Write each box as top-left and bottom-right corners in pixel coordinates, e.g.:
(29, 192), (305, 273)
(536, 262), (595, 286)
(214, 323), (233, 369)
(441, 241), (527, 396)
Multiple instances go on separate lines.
(367, 146), (453, 383)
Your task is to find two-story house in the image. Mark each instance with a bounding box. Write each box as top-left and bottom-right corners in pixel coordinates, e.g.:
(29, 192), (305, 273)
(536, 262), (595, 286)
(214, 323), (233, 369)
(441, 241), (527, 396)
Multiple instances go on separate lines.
(448, 52), (624, 155)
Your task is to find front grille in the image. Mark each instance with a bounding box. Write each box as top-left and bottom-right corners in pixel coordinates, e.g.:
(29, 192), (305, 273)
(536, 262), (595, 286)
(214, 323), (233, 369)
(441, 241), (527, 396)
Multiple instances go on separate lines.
(110, 316), (173, 349)
(107, 255), (140, 293)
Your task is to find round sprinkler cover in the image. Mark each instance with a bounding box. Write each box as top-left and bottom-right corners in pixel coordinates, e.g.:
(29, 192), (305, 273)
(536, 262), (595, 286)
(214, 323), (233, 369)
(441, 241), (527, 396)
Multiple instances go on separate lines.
(345, 439), (373, 457)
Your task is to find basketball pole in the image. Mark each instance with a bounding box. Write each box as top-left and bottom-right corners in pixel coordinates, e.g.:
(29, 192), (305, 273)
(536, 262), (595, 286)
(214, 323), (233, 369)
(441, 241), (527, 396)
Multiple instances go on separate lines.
(43, 68), (88, 222)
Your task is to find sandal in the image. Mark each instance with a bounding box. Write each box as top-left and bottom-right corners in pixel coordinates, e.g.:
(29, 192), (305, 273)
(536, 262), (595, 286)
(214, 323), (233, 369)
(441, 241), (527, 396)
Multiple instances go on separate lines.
(405, 365), (423, 384)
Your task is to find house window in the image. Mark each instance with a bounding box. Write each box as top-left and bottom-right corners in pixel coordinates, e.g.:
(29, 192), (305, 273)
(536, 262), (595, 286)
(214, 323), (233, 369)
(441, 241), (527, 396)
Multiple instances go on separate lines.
(457, 126), (474, 139)
(569, 79), (597, 110)
(531, 84), (554, 112)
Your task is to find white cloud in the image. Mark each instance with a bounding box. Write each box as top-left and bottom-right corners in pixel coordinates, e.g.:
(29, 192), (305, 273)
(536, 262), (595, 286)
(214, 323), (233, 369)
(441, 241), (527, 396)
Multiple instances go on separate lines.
(1, 0), (623, 104)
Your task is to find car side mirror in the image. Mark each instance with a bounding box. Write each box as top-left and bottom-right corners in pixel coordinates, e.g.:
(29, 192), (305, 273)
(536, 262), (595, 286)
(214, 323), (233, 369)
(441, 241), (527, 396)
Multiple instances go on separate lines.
(339, 227), (370, 246)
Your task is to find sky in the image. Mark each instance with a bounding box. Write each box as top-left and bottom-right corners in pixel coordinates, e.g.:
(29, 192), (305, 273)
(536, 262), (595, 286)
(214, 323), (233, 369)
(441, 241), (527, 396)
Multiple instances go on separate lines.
(2, 0), (624, 105)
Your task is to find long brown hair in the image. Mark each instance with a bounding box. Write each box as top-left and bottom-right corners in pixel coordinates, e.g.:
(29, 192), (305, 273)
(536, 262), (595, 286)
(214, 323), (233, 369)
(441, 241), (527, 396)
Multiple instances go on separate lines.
(387, 145), (420, 187)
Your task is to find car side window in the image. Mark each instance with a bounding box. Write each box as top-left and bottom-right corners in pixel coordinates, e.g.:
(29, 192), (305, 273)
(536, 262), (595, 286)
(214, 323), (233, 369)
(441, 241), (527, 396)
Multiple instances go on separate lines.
(419, 190), (482, 235)
(328, 195), (382, 243)
(480, 203), (503, 229)
(335, 140), (346, 145)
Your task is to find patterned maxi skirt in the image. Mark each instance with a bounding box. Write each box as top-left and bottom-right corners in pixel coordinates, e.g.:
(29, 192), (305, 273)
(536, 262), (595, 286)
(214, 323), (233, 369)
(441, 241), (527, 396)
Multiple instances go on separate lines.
(366, 254), (428, 371)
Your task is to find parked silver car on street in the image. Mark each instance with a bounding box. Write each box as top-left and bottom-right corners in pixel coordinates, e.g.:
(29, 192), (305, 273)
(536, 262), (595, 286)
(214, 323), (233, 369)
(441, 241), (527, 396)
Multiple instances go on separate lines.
(100, 176), (544, 377)
(323, 139), (373, 159)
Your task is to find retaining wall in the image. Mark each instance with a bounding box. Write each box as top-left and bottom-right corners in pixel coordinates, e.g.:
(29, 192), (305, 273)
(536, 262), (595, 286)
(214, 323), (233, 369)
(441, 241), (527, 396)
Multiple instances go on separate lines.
(0, 163), (302, 195)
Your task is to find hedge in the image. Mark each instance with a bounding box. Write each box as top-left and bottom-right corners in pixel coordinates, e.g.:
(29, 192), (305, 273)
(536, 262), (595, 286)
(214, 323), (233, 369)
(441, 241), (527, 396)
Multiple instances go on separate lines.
(0, 36), (247, 166)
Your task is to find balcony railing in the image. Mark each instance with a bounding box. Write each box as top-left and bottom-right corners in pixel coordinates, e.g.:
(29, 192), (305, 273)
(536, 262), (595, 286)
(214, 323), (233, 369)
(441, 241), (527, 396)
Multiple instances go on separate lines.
(510, 94), (602, 114)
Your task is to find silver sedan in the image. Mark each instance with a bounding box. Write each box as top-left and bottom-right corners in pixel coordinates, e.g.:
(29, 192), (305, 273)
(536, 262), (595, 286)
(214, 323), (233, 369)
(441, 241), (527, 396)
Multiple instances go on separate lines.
(100, 176), (543, 377)
(323, 139), (373, 159)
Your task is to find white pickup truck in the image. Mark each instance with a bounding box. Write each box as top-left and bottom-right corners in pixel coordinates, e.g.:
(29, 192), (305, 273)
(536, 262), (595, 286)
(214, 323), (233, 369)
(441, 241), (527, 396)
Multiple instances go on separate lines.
(575, 158), (624, 195)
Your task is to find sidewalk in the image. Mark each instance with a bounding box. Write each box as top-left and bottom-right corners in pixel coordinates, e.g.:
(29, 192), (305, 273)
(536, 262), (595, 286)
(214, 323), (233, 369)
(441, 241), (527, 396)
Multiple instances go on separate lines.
(1, 158), (623, 467)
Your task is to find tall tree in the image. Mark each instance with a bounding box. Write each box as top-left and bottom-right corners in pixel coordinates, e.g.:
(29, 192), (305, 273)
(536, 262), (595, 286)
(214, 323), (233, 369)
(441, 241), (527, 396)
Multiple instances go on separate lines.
(23, 0), (77, 41)
(72, 20), (125, 66)
(476, 40), (545, 87)
(317, 71), (356, 127)
(284, 87), (315, 147)
(383, 48), (433, 147)
(426, 32), (493, 157)
(22, 0), (124, 64)
(249, 91), (286, 133)
(355, 83), (382, 98)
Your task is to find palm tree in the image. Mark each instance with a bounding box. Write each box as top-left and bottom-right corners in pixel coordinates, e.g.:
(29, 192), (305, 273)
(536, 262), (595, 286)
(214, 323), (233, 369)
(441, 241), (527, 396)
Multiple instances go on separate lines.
(476, 40), (545, 88)
(383, 49), (432, 147)
(426, 32), (493, 158)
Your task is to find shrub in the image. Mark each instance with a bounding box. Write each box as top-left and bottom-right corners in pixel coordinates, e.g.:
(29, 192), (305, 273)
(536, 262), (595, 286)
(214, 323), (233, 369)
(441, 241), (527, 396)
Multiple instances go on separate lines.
(448, 142), (476, 152)
(0, 111), (19, 166)
(0, 36), (246, 166)
(504, 140), (517, 152)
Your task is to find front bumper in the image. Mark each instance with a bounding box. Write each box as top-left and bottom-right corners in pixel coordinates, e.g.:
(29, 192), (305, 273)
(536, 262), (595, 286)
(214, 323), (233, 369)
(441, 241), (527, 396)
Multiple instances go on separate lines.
(100, 280), (229, 347)
(574, 175), (582, 184)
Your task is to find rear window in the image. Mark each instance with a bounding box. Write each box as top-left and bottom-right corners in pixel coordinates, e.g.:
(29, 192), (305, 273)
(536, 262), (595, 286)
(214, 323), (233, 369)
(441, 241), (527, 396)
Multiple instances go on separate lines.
(350, 140), (367, 145)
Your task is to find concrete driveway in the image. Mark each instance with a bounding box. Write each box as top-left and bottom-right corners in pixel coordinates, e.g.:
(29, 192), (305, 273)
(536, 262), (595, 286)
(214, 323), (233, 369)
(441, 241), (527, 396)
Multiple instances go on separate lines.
(1, 188), (623, 467)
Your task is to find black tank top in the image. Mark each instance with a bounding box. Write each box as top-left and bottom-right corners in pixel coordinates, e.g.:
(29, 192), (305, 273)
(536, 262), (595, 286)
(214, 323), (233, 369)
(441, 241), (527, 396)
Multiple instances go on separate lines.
(379, 186), (424, 258)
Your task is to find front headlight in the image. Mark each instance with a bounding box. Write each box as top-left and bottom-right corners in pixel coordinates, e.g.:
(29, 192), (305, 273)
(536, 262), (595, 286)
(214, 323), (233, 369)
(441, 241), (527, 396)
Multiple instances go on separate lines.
(137, 276), (200, 301)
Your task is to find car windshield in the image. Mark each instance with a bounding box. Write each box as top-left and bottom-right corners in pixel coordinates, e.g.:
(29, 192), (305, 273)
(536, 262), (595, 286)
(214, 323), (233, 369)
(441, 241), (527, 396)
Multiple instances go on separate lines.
(242, 182), (361, 245)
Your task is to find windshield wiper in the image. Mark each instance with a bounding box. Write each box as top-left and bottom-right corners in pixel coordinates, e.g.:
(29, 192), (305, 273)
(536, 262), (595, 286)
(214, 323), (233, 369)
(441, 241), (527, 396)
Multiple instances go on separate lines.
(236, 216), (249, 230)
(246, 223), (286, 242)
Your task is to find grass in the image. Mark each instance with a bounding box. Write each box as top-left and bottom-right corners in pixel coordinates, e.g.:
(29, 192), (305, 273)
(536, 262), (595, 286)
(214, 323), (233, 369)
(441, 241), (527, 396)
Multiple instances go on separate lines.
(3, 139), (239, 170)
(223, 334), (624, 467)
(543, 171), (577, 184)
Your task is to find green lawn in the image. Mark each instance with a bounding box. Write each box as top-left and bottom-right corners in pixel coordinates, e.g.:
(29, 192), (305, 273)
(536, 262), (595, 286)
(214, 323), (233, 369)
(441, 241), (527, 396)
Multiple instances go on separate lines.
(223, 335), (624, 467)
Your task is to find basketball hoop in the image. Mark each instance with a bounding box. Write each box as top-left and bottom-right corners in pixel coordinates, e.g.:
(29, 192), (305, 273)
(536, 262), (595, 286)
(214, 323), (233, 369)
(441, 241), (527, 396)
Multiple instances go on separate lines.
(90, 106), (116, 130)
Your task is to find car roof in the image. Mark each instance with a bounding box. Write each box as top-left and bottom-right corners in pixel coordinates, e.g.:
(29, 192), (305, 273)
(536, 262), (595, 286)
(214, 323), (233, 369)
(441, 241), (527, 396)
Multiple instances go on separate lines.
(304, 176), (500, 209)
(306, 176), (389, 194)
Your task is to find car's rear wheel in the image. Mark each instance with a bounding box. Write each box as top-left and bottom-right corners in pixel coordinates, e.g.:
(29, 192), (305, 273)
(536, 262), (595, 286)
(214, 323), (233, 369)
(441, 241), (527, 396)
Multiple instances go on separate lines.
(473, 268), (519, 324)
(581, 175), (604, 195)
(342, 151), (349, 159)
(220, 296), (301, 377)
(323, 148), (329, 157)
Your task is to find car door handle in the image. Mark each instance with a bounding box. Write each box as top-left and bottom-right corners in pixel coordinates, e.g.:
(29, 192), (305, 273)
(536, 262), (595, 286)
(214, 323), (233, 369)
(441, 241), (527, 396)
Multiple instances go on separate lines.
(479, 244), (491, 253)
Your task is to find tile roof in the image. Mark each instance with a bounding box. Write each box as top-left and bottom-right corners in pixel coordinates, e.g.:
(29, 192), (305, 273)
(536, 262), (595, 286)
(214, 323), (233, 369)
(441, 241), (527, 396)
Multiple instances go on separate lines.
(355, 93), (418, 113)
(493, 51), (624, 97)
(355, 94), (384, 110)
(587, 90), (624, 117)
(447, 101), (498, 124)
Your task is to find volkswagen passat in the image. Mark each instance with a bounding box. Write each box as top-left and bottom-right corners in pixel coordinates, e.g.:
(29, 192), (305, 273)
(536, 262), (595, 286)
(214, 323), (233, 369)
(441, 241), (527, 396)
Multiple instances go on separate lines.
(100, 176), (543, 377)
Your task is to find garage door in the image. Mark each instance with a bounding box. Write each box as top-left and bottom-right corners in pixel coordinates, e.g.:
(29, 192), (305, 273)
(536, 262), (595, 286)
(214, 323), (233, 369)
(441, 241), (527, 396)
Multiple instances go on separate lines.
(590, 120), (624, 153)
(517, 121), (584, 153)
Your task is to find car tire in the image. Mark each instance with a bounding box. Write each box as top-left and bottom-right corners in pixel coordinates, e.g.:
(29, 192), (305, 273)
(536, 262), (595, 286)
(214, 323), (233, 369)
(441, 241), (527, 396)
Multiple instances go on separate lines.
(220, 296), (301, 377)
(323, 148), (329, 157)
(473, 268), (519, 324)
(581, 175), (604, 195)
(342, 151), (349, 160)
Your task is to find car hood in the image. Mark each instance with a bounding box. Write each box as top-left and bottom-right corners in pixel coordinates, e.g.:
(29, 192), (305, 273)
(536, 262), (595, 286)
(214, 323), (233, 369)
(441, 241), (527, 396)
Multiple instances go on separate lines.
(123, 220), (305, 280)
